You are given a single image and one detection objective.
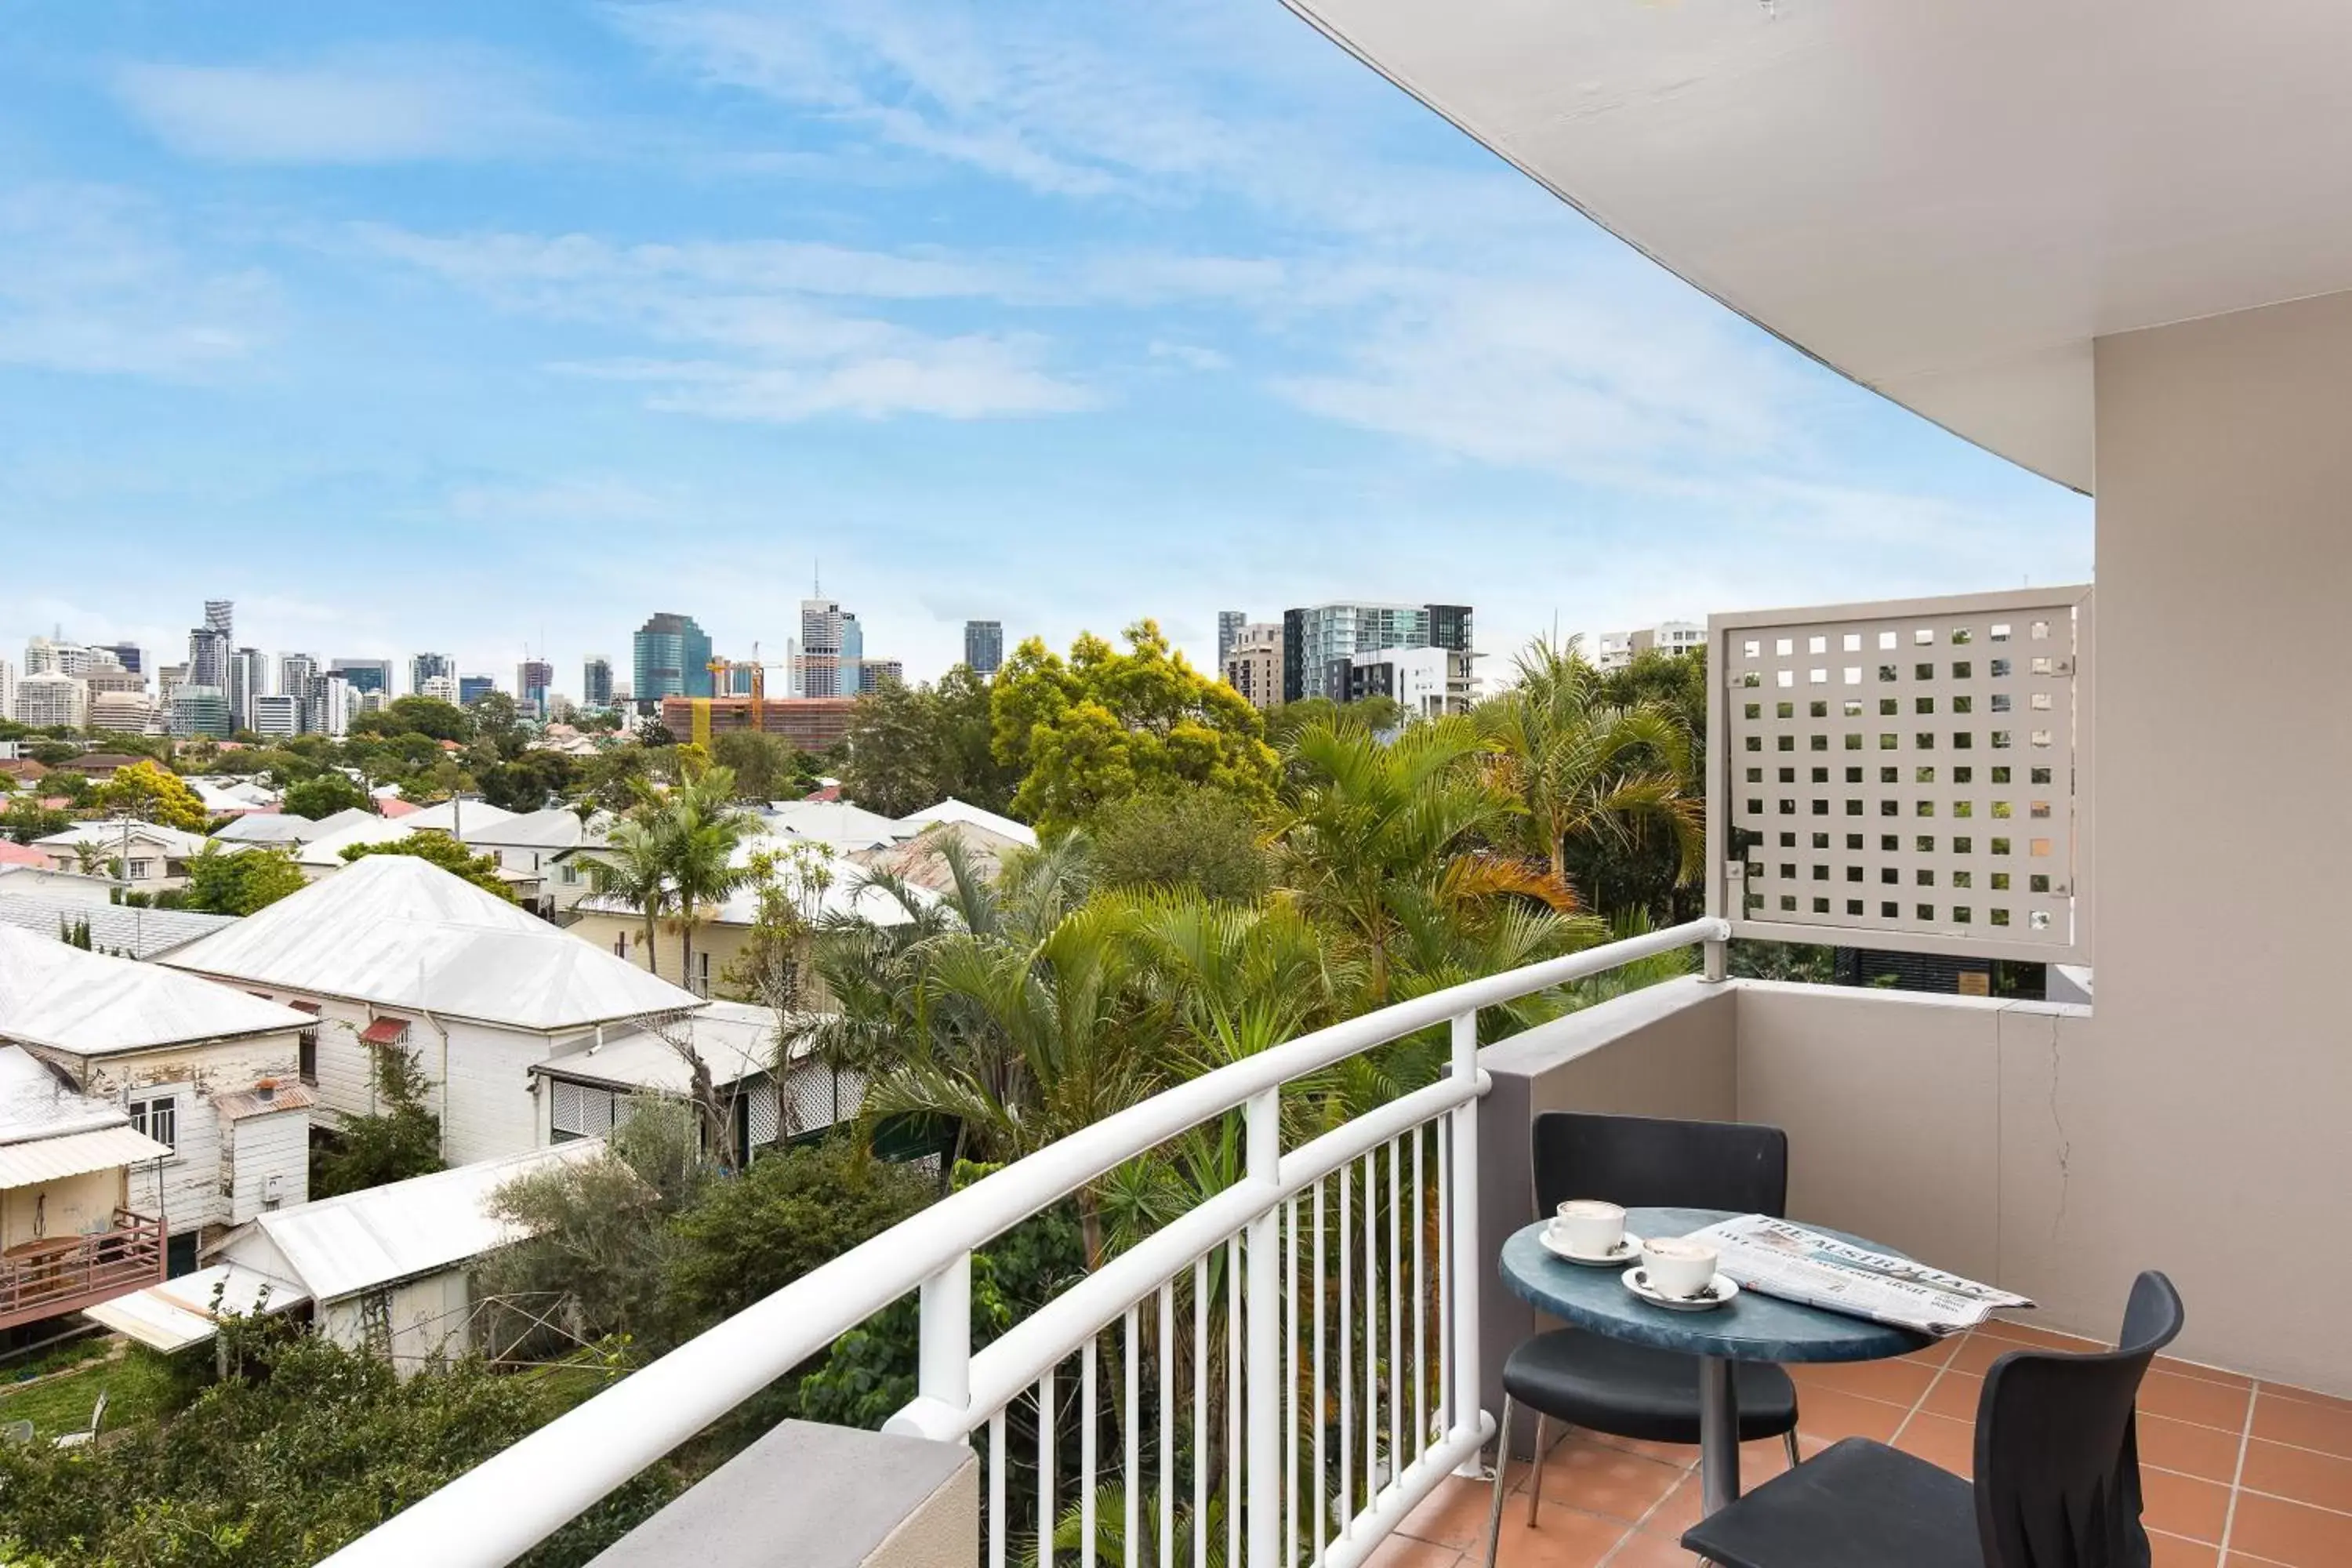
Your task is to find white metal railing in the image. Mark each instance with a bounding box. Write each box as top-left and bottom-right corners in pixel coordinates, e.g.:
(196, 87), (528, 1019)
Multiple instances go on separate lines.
(322, 917), (1730, 1568)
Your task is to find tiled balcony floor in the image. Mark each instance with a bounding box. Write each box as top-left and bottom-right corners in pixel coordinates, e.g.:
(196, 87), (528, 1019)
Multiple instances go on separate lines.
(1387, 1319), (2352, 1567)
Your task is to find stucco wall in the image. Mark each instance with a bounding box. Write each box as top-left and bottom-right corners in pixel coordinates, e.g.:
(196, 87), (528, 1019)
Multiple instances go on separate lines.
(1, 1168), (122, 1248)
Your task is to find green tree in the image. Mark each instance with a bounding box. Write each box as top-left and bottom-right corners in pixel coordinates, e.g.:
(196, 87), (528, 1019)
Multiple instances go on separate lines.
(180, 844), (309, 915)
(634, 717), (677, 749)
(0, 797), (71, 844)
(341, 832), (517, 901)
(839, 665), (1019, 818)
(710, 731), (815, 804)
(281, 771), (372, 820)
(576, 744), (655, 815)
(312, 1042), (443, 1197)
(87, 759), (211, 832)
(468, 691), (527, 761)
(1089, 789), (1270, 905)
(991, 622), (1278, 833)
(478, 751), (575, 812)
(583, 799), (674, 976)
(354, 694), (474, 742)
(1475, 637), (1704, 914)
(659, 767), (756, 993)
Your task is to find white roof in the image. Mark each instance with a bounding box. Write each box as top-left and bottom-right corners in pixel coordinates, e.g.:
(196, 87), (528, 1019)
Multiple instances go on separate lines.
(1288, 0), (2352, 492)
(463, 807), (590, 850)
(756, 800), (916, 851)
(0, 1120), (176, 1186)
(212, 813), (316, 844)
(215, 1139), (608, 1302)
(83, 1259), (310, 1352)
(0, 892), (236, 960)
(32, 819), (211, 856)
(159, 853), (703, 1030)
(395, 798), (516, 835)
(577, 837), (937, 930)
(537, 1000), (794, 1094)
(293, 816), (415, 868)
(189, 779), (279, 811)
(897, 797), (1039, 848)
(0, 1042), (157, 1151)
(0, 926), (310, 1056)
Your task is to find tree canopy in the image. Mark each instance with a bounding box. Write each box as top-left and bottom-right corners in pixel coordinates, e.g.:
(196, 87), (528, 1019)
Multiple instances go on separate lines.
(341, 832), (516, 900)
(839, 665), (1017, 818)
(280, 771), (372, 820)
(177, 844), (308, 916)
(990, 622), (1277, 833)
(87, 759), (210, 833)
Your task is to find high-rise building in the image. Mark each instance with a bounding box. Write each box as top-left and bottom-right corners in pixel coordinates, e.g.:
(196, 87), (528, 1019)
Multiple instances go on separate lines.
(459, 674), (497, 706)
(331, 659), (394, 697)
(1279, 601), (1475, 704)
(16, 672), (87, 730)
(517, 659), (554, 719)
(0, 659), (14, 724)
(251, 694), (302, 737)
(89, 691), (155, 733)
(797, 599), (848, 697)
(632, 612), (714, 706)
(964, 620), (1004, 677)
(410, 652), (456, 696)
(318, 671), (353, 738)
(418, 675), (459, 704)
(278, 653), (318, 703)
(1345, 645), (1478, 717)
(157, 663), (189, 707)
(583, 657), (614, 708)
(1217, 611), (1248, 670)
(1221, 622), (1283, 710)
(1595, 621), (1705, 672)
(857, 660), (904, 693)
(83, 665), (145, 697)
(25, 637), (99, 677)
(98, 642), (144, 677)
(168, 684), (231, 739)
(188, 601), (233, 692)
(228, 648), (268, 733)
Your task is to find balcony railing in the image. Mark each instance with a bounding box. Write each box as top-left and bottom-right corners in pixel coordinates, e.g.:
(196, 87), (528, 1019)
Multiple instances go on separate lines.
(322, 917), (1730, 1568)
(0, 1208), (166, 1334)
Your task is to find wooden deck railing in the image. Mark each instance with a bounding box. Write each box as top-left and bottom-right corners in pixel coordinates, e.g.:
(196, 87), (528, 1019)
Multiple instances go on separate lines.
(0, 1210), (166, 1332)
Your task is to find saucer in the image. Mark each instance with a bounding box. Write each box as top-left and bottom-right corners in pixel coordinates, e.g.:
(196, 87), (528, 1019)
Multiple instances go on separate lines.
(1540, 1229), (1645, 1268)
(1621, 1267), (1741, 1312)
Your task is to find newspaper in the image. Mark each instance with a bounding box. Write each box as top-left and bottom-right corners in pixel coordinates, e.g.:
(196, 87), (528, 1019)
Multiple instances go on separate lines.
(1686, 1214), (2034, 1337)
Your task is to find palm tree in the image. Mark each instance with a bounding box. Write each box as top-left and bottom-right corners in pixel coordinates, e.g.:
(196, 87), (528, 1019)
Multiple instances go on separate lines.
(582, 796), (673, 978)
(659, 767), (755, 998)
(1477, 636), (1704, 899)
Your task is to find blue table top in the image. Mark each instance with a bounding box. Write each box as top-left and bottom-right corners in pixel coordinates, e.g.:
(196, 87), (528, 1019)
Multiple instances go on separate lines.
(1499, 1206), (1936, 1364)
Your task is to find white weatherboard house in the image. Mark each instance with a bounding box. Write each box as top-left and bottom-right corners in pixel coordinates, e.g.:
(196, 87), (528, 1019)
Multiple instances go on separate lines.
(157, 855), (704, 1167)
(0, 927), (315, 1264)
(0, 1044), (172, 1333)
(30, 820), (214, 893)
(89, 1141), (608, 1371)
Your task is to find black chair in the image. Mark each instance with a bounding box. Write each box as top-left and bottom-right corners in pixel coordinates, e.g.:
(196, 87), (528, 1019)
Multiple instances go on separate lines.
(1682, 1271), (2185, 1568)
(1486, 1112), (1799, 1564)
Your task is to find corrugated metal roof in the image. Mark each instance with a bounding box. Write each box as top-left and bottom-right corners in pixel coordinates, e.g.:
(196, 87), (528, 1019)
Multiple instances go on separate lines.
(897, 797), (1040, 848)
(0, 893), (238, 959)
(83, 1260), (309, 1352)
(0, 925), (313, 1056)
(220, 1140), (608, 1302)
(463, 807), (595, 849)
(160, 855), (705, 1030)
(212, 813), (316, 844)
(0, 1120), (174, 1185)
(394, 799), (515, 835)
(31, 819), (212, 856)
(535, 1000), (797, 1094)
(755, 800), (916, 850)
(212, 1083), (318, 1120)
(0, 1044), (122, 1142)
(575, 837), (937, 930)
(292, 817), (415, 867)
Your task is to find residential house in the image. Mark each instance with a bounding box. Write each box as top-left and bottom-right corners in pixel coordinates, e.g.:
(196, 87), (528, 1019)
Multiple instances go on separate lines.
(754, 800), (916, 853)
(0, 860), (122, 906)
(0, 892), (235, 958)
(89, 1141), (608, 1371)
(31, 819), (213, 891)
(0, 1044), (170, 1334)
(894, 797), (1039, 849)
(0, 927), (314, 1272)
(210, 812), (318, 847)
(290, 816), (416, 881)
(458, 807), (602, 920)
(158, 855), (703, 1166)
(395, 798), (514, 837)
(565, 837), (936, 1002)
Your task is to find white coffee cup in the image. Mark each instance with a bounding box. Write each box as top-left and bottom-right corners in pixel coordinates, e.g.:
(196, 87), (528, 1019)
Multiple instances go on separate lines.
(1641, 1236), (1719, 1299)
(1551, 1199), (1626, 1256)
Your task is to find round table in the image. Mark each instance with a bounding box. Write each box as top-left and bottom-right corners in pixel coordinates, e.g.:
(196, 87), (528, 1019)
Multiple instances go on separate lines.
(1497, 1205), (1933, 1515)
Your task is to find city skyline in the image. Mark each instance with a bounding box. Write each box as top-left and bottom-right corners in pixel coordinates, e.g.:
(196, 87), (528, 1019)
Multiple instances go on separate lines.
(0, 2), (2090, 690)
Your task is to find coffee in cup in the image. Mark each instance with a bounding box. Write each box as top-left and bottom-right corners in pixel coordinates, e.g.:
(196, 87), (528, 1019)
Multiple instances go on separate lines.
(1641, 1236), (1719, 1299)
(1552, 1199), (1627, 1256)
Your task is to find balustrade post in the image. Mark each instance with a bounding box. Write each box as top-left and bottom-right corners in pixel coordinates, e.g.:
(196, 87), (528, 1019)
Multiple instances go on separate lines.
(1448, 1011), (1483, 1475)
(1244, 1088), (1281, 1568)
(917, 1253), (972, 1416)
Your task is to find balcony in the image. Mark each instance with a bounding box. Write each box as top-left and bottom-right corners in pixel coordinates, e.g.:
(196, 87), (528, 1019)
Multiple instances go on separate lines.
(0, 1209), (165, 1334)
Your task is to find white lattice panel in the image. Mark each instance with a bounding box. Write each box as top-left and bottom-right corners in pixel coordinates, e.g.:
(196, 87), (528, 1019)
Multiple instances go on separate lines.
(1708, 587), (2092, 962)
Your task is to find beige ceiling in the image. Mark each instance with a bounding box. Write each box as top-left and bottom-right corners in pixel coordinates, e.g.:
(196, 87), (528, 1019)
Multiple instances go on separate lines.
(1282, 0), (2352, 493)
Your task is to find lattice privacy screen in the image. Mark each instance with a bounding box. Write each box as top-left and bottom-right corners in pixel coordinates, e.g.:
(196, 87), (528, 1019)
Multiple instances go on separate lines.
(1709, 588), (2091, 962)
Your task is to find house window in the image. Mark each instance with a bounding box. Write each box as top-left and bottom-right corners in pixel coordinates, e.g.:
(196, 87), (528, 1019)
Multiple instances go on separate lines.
(613, 931), (630, 960)
(693, 952), (712, 998)
(549, 1080), (623, 1142)
(560, 862), (579, 885)
(129, 1093), (177, 1152)
(126, 858), (153, 880)
(299, 1029), (318, 1083)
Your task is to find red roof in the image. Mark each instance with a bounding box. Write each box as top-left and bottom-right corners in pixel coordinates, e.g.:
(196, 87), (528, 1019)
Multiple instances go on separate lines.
(0, 841), (48, 867)
(358, 1016), (412, 1045)
(377, 797), (421, 818)
(803, 784), (843, 802)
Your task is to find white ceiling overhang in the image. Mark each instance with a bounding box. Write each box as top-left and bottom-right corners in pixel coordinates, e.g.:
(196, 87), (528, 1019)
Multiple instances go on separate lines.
(1282, 0), (2352, 493)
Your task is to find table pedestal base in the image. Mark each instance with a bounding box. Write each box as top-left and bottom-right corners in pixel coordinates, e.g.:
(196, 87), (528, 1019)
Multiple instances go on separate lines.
(1698, 1355), (1741, 1515)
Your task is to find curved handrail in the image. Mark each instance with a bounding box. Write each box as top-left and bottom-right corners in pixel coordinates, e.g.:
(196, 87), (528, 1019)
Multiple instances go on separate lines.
(321, 916), (1727, 1567)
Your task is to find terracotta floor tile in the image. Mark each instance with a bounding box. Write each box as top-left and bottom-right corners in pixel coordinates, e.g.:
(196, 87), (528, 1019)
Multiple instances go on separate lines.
(2140, 1468), (2232, 1545)
(1638, 1472), (1704, 1541)
(1579, 1432), (1699, 1469)
(1525, 1436), (1686, 1525)
(2240, 1437), (2352, 1512)
(2147, 1530), (2219, 1568)
(1948, 1334), (2033, 1377)
(2227, 1492), (2352, 1567)
(1604, 1530), (1708, 1566)
(1978, 1316), (2104, 1351)
(1790, 1386), (1909, 1446)
(2155, 1356), (2254, 1390)
(1791, 1356), (1940, 1407)
(2252, 1391), (2352, 1460)
(2140, 1370), (2257, 1433)
(2141, 1412), (2249, 1482)
(1490, 1502), (1636, 1568)
(1367, 1534), (1466, 1568)
(2256, 1381), (2352, 1414)
(1919, 1368), (1987, 1422)
(1398, 1475), (1497, 1549)
(1898, 1334), (1967, 1368)
(1891, 1410), (1976, 1477)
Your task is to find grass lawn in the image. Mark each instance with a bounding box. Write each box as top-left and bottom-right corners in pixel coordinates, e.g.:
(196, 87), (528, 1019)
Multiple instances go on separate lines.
(0, 1341), (184, 1441)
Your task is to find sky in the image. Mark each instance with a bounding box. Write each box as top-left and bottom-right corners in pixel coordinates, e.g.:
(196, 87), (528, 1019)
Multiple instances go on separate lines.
(0, 0), (2092, 698)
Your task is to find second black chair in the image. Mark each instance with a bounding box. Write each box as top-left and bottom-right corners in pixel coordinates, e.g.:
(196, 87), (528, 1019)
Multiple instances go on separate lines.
(1486, 1112), (1800, 1566)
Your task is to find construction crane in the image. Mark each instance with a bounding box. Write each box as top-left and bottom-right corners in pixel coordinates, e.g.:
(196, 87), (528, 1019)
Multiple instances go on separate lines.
(688, 643), (792, 749)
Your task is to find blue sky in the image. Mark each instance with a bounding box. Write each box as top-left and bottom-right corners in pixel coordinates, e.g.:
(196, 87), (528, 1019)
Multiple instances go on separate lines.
(0, 1), (2091, 695)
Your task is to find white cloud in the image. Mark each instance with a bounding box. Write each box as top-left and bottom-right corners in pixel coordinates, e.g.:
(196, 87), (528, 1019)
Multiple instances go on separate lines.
(561, 339), (1098, 423)
(0, 184), (277, 380)
(112, 47), (568, 164)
